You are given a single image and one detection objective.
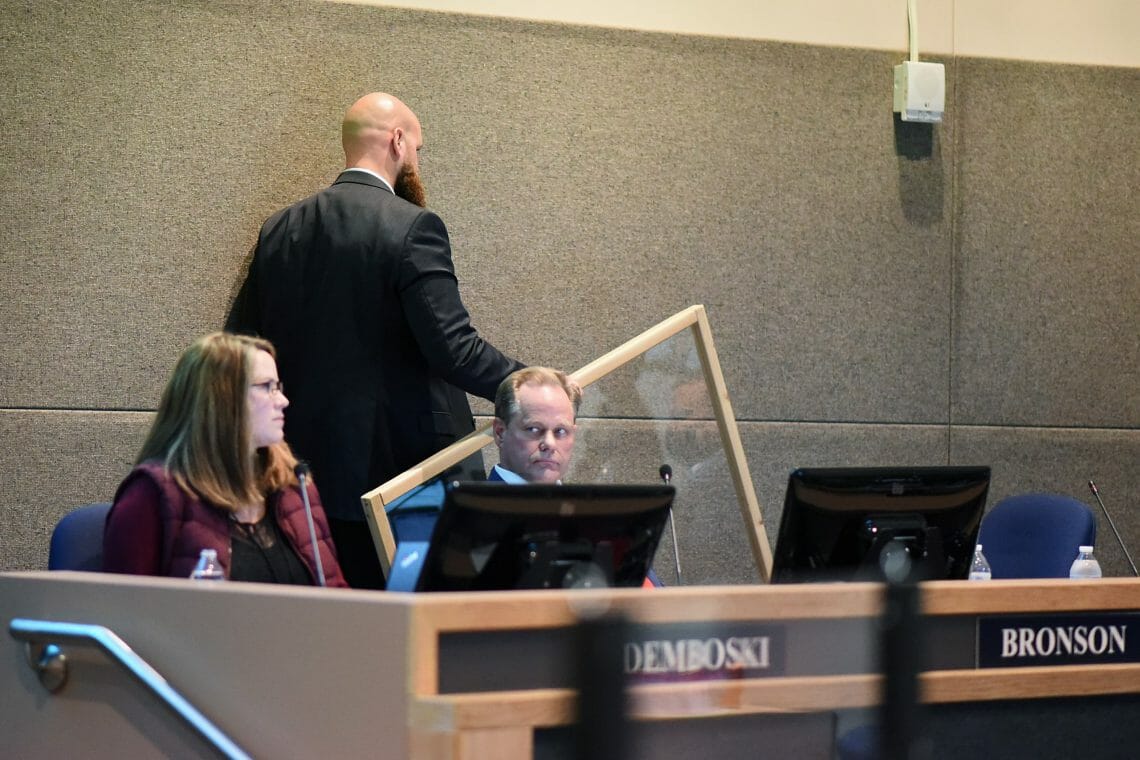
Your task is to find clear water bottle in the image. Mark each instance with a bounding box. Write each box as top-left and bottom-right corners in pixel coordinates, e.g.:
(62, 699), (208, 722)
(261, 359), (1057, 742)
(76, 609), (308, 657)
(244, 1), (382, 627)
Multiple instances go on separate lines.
(190, 548), (226, 581)
(1069, 545), (1102, 579)
(968, 544), (992, 580)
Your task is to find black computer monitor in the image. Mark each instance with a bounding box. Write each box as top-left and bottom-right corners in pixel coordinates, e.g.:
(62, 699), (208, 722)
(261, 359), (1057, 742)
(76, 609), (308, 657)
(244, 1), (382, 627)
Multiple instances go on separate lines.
(770, 466), (991, 583)
(415, 481), (674, 591)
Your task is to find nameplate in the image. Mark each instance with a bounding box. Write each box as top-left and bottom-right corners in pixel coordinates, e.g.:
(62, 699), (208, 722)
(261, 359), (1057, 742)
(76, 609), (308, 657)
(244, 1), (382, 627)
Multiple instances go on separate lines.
(624, 622), (786, 683)
(977, 613), (1140, 668)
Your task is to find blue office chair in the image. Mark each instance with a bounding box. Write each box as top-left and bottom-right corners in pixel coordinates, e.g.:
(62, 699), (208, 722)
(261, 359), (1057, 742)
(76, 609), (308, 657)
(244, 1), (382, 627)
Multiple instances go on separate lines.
(977, 493), (1097, 578)
(836, 723), (880, 760)
(386, 480), (447, 545)
(48, 502), (112, 571)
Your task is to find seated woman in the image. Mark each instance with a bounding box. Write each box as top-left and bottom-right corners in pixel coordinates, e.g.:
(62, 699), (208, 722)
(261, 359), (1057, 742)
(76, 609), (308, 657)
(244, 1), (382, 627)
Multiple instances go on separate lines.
(103, 332), (347, 586)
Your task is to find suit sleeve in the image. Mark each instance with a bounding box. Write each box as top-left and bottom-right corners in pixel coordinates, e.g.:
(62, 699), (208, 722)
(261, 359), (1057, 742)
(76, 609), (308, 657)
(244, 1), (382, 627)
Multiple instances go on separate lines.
(397, 210), (525, 400)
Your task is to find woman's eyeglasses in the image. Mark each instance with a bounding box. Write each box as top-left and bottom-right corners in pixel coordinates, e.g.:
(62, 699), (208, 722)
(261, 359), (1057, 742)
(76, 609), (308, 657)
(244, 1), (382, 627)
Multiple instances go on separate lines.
(250, 380), (285, 395)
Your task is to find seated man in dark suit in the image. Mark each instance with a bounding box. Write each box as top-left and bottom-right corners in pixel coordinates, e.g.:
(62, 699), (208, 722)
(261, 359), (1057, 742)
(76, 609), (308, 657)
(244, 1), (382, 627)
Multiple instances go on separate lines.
(488, 367), (663, 588)
(489, 367), (581, 484)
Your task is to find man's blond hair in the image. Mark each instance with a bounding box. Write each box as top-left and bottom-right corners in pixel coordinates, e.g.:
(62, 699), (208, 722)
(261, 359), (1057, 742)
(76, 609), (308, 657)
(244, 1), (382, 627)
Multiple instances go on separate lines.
(494, 367), (581, 424)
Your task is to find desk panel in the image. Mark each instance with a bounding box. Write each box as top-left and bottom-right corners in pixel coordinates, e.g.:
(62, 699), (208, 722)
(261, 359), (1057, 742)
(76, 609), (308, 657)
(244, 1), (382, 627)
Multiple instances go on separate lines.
(3, 574), (1138, 759)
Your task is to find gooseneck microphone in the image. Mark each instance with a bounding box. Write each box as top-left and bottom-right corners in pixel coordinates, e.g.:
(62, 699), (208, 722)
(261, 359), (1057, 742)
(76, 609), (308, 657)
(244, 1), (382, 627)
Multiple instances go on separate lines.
(294, 463), (327, 587)
(1088, 480), (1139, 576)
(659, 465), (683, 585)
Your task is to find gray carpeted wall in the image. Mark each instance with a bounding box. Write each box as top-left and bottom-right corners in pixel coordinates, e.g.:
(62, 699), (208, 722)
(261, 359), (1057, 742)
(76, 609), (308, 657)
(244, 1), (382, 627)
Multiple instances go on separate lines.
(2, 0), (1137, 580)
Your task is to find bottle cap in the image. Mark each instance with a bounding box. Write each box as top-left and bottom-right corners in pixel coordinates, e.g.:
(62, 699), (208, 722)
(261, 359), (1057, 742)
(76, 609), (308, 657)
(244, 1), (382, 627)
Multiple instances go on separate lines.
(1079, 545), (1093, 553)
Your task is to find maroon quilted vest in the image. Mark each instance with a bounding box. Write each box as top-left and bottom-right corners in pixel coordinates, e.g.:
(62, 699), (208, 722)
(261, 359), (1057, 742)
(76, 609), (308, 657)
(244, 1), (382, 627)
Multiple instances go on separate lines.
(120, 461), (346, 586)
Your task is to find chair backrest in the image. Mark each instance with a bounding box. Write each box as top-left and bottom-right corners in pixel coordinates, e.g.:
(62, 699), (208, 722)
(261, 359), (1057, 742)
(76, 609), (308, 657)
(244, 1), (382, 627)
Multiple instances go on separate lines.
(977, 493), (1097, 578)
(48, 502), (112, 571)
(386, 479), (447, 545)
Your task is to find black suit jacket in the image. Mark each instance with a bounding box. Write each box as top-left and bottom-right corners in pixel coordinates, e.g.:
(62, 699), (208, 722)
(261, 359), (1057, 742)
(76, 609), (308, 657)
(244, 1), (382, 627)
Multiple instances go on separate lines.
(227, 171), (523, 521)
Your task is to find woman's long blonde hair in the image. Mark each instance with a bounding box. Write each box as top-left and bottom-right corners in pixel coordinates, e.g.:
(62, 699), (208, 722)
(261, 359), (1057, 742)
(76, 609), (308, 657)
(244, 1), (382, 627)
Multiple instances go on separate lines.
(136, 332), (298, 510)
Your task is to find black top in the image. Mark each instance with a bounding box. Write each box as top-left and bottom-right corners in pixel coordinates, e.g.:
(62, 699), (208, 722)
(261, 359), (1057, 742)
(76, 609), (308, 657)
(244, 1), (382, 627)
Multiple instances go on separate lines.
(229, 514), (312, 585)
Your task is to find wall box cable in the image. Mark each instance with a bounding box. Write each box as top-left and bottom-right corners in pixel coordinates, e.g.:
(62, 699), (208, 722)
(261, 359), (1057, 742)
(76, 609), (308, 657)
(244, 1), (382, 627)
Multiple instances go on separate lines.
(893, 60), (945, 123)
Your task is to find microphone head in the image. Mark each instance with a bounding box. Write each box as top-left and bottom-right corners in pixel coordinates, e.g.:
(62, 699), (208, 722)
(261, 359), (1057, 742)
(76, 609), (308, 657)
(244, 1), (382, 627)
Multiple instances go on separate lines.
(659, 464), (672, 483)
(294, 462), (311, 479)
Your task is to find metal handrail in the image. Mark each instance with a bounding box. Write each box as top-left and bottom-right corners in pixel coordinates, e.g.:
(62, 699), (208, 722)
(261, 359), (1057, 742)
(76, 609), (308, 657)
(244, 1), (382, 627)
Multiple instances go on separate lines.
(10, 617), (251, 760)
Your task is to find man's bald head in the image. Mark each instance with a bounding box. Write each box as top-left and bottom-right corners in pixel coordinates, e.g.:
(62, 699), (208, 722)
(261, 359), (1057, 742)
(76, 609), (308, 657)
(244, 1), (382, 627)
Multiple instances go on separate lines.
(341, 92), (423, 196)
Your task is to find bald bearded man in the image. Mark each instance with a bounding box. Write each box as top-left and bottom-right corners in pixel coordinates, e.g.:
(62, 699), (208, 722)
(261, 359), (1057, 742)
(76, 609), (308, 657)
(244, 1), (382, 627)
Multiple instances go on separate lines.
(228, 92), (524, 588)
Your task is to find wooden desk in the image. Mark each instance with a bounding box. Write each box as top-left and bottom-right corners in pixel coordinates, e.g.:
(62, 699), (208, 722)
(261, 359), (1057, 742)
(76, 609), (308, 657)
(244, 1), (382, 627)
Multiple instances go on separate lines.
(3, 573), (1138, 758)
(405, 579), (1140, 757)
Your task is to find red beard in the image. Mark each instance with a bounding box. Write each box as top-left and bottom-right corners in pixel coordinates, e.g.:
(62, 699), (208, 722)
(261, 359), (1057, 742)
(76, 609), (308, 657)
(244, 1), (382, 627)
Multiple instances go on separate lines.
(395, 163), (427, 208)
